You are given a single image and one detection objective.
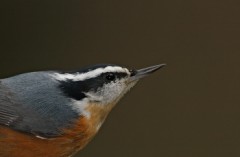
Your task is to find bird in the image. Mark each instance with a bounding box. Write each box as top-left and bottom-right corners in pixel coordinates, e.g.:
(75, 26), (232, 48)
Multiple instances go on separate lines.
(0, 63), (165, 157)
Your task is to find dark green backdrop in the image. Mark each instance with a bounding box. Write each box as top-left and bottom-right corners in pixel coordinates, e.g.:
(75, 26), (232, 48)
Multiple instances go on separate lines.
(1, 0), (240, 157)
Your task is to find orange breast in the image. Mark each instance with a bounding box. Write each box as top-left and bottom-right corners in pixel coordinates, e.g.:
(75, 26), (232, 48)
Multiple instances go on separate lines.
(0, 102), (116, 157)
(0, 117), (94, 157)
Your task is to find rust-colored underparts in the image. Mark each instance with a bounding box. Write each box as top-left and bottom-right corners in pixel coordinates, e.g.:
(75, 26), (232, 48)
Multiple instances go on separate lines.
(0, 102), (116, 157)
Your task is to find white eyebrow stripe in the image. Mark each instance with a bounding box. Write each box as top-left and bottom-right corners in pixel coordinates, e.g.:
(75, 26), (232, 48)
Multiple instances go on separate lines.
(53, 66), (130, 81)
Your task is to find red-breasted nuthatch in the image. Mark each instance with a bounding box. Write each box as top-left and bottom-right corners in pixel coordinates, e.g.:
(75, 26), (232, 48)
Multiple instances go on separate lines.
(0, 63), (165, 157)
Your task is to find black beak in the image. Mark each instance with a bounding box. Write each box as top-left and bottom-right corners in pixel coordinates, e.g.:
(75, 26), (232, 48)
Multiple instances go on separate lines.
(129, 64), (166, 81)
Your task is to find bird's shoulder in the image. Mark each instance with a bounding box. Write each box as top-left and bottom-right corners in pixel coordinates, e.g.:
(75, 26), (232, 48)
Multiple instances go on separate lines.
(0, 73), (80, 138)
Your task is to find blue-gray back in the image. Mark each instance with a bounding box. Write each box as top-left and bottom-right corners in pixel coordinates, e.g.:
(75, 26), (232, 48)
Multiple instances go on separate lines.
(0, 71), (78, 137)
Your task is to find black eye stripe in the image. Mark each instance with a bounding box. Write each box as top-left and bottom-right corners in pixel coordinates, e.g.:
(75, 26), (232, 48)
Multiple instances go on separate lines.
(102, 72), (128, 80)
(130, 69), (137, 76)
(58, 72), (128, 100)
(106, 73), (115, 81)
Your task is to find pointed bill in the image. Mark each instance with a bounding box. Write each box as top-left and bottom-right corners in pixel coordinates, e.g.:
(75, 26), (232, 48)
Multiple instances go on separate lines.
(129, 64), (166, 81)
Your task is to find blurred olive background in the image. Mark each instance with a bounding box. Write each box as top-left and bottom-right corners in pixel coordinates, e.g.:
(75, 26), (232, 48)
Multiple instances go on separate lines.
(1, 0), (240, 157)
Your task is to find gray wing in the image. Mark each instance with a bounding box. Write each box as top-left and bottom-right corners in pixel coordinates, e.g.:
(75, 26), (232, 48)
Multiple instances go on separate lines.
(0, 82), (21, 127)
(0, 72), (79, 138)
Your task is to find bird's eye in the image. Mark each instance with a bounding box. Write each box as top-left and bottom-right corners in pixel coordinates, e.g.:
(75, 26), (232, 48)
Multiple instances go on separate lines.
(106, 73), (115, 81)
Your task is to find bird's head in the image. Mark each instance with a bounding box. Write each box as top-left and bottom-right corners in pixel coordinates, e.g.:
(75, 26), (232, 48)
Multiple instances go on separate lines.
(52, 64), (165, 119)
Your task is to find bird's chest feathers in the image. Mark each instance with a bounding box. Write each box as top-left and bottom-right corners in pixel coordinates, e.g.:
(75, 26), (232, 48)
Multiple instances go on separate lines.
(0, 103), (116, 157)
(82, 102), (115, 132)
(64, 102), (116, 145)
